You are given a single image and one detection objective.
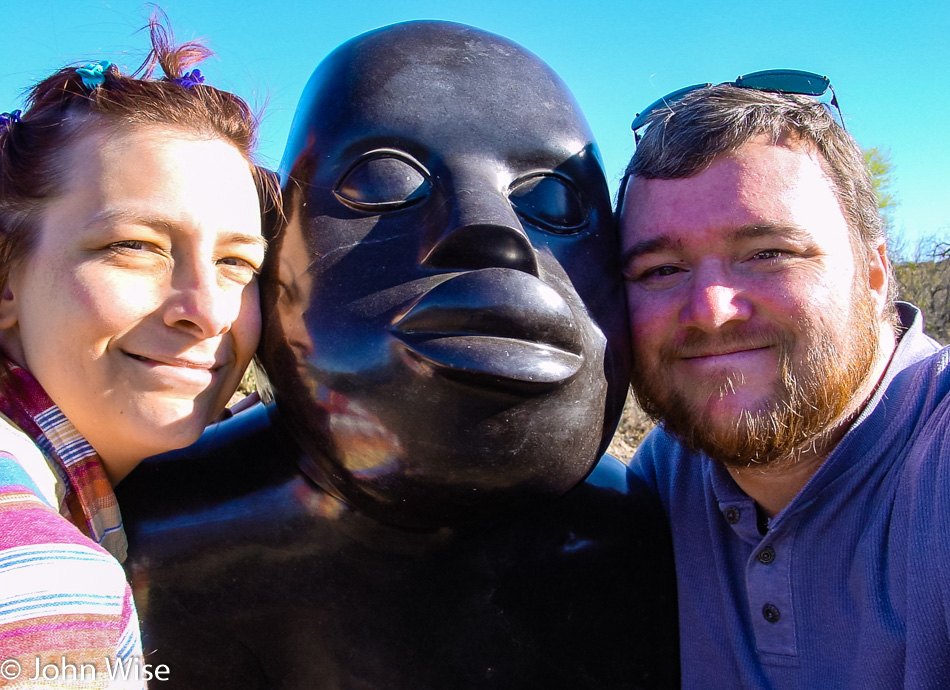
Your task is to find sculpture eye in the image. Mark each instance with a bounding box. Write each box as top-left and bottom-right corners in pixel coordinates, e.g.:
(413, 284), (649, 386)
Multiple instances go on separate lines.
(335, 154), (431, 212)
(508, 173), (588, 234)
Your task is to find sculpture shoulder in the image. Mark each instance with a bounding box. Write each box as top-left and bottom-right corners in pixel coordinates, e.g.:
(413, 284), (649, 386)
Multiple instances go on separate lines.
(567, 452), (669, 524)
(118, 422), (679, 689)
(116, 402), (311, 559)
(117, 403), (299, 512)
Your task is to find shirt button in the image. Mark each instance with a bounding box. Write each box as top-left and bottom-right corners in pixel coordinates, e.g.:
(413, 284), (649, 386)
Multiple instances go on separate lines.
(757, 546), (776, 564)
(724, 507), (741, 524)
(762, 604), (781, 623)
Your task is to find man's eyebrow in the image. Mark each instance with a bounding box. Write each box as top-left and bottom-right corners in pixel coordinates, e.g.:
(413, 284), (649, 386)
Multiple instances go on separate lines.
(622, 224), (814, 265)
(84, 209), (268, 250)
(729, 223), (812, 243)
(621, 236), (683, 265)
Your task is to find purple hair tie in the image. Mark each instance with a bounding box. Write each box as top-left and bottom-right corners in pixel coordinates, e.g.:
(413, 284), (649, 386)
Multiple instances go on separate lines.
(0, 110), (21, 134)
(173, 69), (205, 89)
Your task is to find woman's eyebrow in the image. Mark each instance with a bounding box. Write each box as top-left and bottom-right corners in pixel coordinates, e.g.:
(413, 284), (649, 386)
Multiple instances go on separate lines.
(220, 232), (269, 251)
(84, 209), (268, 250)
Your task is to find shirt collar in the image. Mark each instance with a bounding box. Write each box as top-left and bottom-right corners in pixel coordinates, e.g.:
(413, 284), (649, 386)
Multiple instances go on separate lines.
(708, 302), (941, 528)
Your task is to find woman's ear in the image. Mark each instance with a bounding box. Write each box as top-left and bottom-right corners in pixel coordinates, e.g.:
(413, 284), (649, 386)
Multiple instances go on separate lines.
(0, 284), (19, 329)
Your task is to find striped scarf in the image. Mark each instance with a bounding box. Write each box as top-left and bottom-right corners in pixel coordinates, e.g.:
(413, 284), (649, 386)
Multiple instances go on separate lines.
(0, 362), (127, 562)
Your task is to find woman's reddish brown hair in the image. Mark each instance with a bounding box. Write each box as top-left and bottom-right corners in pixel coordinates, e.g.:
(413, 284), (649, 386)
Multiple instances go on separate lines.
(0, 15), (280, 288)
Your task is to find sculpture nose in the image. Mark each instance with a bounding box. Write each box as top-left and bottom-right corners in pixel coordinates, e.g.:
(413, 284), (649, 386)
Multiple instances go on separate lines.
(420, 183), (540, 276)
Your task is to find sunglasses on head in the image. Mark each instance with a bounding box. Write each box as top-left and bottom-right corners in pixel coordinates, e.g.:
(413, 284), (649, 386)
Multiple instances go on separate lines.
(631, 69), (843, 142)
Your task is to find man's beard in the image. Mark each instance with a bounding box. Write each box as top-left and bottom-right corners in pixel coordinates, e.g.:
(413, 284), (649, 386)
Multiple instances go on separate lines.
(630, 291), (880, 470)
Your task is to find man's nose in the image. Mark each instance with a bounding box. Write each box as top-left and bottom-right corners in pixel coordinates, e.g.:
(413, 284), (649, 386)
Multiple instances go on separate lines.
(680, 262), (752, 331)
(420, 173), (539, 276)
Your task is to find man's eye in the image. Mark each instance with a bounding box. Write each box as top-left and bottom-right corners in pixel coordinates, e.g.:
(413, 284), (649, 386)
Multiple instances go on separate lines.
(638, 265), (684, 283)
(508, 173), (588, 235)
(623, 263), (685, 288)
(648, 265), (681, 277)
(334, 154), (431, 212)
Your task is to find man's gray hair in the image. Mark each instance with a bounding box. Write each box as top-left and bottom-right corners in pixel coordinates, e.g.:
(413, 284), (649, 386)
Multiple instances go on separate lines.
(619, 85), (891, 306)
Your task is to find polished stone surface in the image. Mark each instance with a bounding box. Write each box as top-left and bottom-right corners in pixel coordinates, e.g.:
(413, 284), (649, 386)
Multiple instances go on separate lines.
(120, 405), (678, 688)
(262, 20), (631, 529)
(119, 21), (678, 688)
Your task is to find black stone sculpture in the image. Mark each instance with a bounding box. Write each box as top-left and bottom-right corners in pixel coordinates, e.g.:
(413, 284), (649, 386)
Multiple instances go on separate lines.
(118, 20), (678, 689)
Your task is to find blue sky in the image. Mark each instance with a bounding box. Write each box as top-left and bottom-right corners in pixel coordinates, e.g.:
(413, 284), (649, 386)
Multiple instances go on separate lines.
(2, 0), (948, 255)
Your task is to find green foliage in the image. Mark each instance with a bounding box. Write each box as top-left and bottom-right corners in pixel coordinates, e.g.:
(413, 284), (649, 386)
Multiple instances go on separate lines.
(237, 365), (258, 397)
(864, 147), (897, 231)
(893, 236), (950, 345)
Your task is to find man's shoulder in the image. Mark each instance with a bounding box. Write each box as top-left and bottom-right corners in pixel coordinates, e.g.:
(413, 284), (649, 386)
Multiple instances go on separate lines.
(910, 345), (950, 442)
(884, 346), (950, 490)
(628, 425), (704, 494)
(932, 344), (950, 378)
(891, 344), (950, 413)
(929, 345), (950, 400)
(632, 425), (695, 464)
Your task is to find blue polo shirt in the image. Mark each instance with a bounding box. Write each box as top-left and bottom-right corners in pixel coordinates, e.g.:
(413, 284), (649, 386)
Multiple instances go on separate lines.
(630, 303), (950, 688)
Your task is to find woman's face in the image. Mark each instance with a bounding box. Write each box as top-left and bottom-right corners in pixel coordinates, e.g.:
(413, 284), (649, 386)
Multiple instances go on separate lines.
(0, 126), (265, 482)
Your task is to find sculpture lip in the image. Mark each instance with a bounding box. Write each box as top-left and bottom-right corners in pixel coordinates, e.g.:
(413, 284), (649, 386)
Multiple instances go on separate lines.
(390, 268), (583, 388)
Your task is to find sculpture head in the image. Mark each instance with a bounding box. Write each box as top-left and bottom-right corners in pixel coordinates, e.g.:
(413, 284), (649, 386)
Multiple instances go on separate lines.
(261, 20), (630, 527)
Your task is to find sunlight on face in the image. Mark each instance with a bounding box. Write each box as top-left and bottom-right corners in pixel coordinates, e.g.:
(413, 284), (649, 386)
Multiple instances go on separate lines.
(620, 136), (886, 467)
(0, 126), (265, 482)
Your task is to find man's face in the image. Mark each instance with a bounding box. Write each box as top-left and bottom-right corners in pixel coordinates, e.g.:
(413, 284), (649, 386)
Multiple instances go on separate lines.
(619, 135), (887, 467)
(261, 23), (629, 527)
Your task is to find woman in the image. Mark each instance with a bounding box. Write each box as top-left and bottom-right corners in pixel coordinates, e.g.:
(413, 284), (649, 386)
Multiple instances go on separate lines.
(0, 20), (273, 685)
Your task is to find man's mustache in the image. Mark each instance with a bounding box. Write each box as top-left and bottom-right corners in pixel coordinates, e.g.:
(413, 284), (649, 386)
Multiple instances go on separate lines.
(661, 323), (790, 361)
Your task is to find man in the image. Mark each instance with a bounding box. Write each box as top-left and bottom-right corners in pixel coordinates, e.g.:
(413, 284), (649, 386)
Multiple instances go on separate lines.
(619, 81), (950, 688)
(117, 22), (678, 688)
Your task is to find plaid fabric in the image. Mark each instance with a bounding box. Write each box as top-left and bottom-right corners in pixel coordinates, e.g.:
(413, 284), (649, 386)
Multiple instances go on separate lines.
(0, 362), (127, 562)
(0, 360), (144, 687)
(0, 461), (143, 688)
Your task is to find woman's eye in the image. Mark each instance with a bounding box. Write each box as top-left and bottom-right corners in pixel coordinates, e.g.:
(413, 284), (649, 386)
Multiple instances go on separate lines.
(335, 155), (431, 211)
(217, 257), (260, 284)
(109, 240), (151, 252)
(752, 249), (789, 261)
(508, 174), (588, 235)
(104, 240), (169, 263)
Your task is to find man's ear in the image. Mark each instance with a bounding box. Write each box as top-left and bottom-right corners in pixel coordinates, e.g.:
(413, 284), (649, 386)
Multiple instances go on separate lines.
(866, 240), (891, 313)
(0, 283), (19, 330)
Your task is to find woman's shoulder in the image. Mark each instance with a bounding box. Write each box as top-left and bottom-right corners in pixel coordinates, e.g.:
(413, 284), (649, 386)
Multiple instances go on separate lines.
(0, 411), (62, 509)
(0, 422), (142, 678)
